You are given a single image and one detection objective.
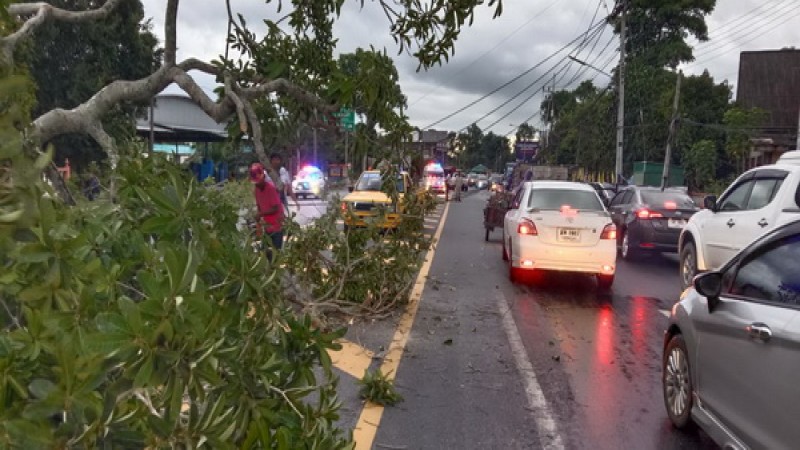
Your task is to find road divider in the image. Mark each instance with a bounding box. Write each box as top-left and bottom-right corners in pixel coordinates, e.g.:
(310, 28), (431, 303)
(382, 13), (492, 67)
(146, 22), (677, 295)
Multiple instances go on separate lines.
(352, 201), (450, 450)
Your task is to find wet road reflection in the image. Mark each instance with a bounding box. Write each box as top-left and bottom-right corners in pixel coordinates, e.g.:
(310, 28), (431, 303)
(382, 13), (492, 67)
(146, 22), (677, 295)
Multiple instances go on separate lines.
(505, 252), (719, 449)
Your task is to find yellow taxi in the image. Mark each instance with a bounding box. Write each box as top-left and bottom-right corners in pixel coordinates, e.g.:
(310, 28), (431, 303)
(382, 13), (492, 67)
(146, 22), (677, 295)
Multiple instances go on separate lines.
(341, 170), (413, 229)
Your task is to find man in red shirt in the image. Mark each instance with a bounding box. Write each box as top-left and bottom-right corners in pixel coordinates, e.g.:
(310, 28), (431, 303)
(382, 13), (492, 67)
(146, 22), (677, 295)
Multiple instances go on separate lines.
(250, 162), (284, 260)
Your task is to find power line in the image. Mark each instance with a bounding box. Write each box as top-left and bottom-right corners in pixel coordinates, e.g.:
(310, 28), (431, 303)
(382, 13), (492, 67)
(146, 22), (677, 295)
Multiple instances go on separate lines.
(456, 19), (610, 136)
(686, 1), (800, 66)
(691, 0), (788, 41)
(408, 0), (564, 107)
(686, 6), (800, 70)
(422, 19), (607, 130)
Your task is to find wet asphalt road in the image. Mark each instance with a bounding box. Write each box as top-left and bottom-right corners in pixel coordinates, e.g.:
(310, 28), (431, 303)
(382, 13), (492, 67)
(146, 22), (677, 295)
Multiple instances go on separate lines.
(370, 190), (719, 450)
(287, 191), (341, 227)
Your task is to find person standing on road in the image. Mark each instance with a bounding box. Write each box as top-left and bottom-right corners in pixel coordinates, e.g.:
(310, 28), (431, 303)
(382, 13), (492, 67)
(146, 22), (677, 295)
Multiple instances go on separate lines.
(250, 162), (284, 262)
(453, 172), (464, 201)
(267, 153), (298, 213)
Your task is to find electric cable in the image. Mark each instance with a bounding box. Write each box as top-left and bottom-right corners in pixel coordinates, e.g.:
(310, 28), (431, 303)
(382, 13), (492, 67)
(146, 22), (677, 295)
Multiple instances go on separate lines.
(422, 19), (607, 130)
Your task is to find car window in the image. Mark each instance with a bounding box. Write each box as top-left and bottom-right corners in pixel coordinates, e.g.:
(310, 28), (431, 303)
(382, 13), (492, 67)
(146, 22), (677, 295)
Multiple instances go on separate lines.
(609, 192), (625, 206)
(355, 173), (406, 193)
(746, 178), (783, 210)
(640, 191), (696, 209)
(718, 180), (754, 212)
(527, 188), (605, 211)
(511, 186), (525, 209)
(728, 235), (800, 306)
(621, 190), (634, 205)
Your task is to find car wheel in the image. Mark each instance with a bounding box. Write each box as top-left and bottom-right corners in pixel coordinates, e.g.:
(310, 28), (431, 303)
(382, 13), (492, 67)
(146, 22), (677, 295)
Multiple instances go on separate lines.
(620, 230), (638, 260)
(663, 334), (694, 429)
(596, 274), (614, 289)
(680, 242), (697, 290)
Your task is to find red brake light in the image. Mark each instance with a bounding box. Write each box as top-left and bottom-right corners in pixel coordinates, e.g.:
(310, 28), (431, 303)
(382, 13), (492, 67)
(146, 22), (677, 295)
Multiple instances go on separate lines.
(517, 219), (538, 235)
(636, 209), (663, 219)
(664, 201), (677, 210)
(600, 223), (617, 240)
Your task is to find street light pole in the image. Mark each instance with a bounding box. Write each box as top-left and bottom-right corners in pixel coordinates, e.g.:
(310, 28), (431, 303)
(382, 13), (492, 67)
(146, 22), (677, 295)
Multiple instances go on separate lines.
(615, 0), (627, 183)
(313, 108), (318, 167)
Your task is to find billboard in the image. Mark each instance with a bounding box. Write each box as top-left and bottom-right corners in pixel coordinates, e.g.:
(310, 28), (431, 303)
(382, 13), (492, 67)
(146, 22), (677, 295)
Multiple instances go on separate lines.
(515, 141), (539, 161)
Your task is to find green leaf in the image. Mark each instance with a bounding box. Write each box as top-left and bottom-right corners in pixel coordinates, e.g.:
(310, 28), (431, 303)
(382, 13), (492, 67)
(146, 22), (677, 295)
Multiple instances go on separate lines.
(118, 297), (143, 334)
(133, 357), (153, 388)
(27, 379), (56, 400)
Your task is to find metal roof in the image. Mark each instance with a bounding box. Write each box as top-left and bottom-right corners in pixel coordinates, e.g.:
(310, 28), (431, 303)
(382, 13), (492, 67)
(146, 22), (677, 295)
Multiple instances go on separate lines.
(136, 94), (229, 142)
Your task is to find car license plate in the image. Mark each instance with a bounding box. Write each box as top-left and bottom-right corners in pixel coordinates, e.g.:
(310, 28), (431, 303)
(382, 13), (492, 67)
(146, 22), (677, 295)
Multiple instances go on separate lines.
(558, 228), (580, 242)
(668, 219), (686, 229)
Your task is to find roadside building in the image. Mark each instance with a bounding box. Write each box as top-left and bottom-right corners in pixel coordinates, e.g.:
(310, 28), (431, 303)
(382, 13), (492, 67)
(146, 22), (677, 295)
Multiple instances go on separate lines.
(736, 48), (800, 168)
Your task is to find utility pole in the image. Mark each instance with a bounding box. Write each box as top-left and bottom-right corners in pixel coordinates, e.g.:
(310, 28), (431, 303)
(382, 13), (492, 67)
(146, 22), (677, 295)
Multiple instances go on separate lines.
(796, 106), (800, 150)
(543, 75), (556, 152)
(661, 71), (682, 191)
(148, 97), (155, 156)
(615, 0), (627, 184)
(312, 108), (318, 167)
(344, 130), (350, 185)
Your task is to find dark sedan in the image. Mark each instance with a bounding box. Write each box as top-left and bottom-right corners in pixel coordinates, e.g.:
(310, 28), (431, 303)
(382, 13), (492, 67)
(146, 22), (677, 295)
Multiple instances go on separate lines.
(587, 182), (617, 205)
(608, 187), (699, 260)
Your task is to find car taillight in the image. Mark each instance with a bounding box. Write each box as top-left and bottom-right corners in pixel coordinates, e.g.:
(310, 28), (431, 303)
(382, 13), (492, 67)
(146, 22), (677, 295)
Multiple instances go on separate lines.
(636, 208), (663, 219)
(664, 201), (677, 210)
(518, 219), (538, 235)
(600, 223), (617, 240)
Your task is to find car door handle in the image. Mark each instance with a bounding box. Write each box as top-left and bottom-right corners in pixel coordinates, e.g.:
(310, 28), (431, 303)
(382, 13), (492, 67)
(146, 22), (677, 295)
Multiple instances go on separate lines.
(758, 218), (768, 228)
(746, 323), (772, 342)
(726, 219), (735, 228)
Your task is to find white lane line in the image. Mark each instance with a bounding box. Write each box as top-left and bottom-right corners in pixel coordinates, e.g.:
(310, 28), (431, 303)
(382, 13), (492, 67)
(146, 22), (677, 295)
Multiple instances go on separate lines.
(495, 293), (565, 449)
(659, 309), (671, 318)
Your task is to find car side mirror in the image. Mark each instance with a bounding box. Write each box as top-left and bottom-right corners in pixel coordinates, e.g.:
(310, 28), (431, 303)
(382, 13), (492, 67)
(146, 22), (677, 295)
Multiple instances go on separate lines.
(348, 186), (354, 193)
(703, 195), (717, 212)
(693, 272), (722, 311)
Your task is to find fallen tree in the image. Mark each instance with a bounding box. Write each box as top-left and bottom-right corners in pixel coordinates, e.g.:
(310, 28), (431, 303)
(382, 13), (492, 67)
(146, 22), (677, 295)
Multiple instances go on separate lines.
(1, 0), (503, 447)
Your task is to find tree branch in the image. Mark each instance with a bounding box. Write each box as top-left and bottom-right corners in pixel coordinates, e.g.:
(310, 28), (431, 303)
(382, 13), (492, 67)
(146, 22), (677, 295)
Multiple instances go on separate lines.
(3, 0), (126, 66)
(164, 0), (179, 66)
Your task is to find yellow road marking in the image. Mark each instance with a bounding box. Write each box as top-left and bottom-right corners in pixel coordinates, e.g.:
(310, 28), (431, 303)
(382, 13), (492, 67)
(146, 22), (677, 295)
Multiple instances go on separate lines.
(328, 339), (375, 379)
(353, 201), (450, 449)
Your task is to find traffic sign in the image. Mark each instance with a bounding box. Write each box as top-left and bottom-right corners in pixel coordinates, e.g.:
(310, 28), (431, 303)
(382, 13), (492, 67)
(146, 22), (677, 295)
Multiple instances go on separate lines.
(334, 108), (356, 131)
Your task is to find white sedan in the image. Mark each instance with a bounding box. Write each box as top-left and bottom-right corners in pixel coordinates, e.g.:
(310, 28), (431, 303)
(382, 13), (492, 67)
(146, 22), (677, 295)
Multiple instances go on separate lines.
(503, 181), (618, 288)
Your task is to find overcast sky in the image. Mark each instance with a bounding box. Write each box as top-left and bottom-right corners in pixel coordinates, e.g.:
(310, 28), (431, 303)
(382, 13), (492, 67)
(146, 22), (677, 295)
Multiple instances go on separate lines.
(141, 0), (800, 136)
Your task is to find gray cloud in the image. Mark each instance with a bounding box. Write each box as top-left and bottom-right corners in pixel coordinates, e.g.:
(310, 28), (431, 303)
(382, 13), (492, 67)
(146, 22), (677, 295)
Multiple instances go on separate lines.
(141, 0), (800, 135)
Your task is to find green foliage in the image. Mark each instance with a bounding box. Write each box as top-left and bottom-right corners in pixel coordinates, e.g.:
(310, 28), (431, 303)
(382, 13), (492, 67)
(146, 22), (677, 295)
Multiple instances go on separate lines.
(450, 124), (510, 171)
(358, 369), (403, 407)
(542, 82), (615, 170)
(1, 142), (353, 447)
(723, 106), (768, 172)
(21, 0), (161, 171)
(622, 0), (717, 69)
(283, 167), (435, 317)
(682, 139), (717, 191)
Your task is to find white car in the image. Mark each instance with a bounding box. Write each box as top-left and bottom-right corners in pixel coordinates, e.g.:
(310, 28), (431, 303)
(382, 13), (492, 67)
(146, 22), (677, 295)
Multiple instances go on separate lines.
(678, 150), (800, 289)
(292, 166), (326, 199)
(503, 181), (618, 288)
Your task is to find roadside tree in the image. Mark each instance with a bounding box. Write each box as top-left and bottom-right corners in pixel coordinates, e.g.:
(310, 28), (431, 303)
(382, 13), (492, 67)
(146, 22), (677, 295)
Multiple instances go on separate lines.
(0, 0), (503, 447)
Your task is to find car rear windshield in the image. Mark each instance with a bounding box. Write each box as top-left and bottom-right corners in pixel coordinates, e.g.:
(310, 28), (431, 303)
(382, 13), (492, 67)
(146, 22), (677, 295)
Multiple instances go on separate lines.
(355, 173), (405, 193)
(640, 191), (695, 208)
(528, 188), (604, 211)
